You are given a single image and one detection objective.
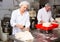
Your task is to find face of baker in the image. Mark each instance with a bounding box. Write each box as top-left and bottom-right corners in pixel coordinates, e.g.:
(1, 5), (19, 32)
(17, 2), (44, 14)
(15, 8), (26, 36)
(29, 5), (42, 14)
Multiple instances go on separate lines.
(46, 6), (51, 11)
(20, 4), (28, 12)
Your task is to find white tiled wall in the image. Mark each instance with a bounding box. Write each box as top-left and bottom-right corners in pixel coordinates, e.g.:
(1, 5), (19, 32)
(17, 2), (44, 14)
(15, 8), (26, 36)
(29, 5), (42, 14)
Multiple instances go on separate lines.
(0, 10), (11, 20)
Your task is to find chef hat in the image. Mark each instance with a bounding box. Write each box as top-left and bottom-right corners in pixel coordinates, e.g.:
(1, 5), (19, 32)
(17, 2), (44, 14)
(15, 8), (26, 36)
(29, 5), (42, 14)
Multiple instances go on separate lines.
(19, 1), (30, 8)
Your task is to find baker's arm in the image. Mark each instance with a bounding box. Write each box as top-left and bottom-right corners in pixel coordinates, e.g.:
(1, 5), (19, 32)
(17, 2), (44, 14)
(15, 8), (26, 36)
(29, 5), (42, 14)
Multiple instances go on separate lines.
(10, 11), (24, 29)
(24, 12), (30, 31)
(37, 10), (43, 24)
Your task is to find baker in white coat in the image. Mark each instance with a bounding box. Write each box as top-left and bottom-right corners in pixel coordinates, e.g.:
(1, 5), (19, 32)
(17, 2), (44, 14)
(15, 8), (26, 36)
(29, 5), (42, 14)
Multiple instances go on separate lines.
(37, 3), (57, 33)
(37, 3), (56, 24)
(10, 1), (30, 42)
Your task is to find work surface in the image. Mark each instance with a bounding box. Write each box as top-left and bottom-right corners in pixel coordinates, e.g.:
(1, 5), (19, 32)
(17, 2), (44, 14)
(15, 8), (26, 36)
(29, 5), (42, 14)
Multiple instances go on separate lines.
(8, 29), (60, 42)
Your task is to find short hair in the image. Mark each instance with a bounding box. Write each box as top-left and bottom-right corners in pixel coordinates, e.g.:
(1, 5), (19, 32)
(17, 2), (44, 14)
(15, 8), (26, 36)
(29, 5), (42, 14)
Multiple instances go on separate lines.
(45, 3), (52, 7)
(19, 1), (30, 8)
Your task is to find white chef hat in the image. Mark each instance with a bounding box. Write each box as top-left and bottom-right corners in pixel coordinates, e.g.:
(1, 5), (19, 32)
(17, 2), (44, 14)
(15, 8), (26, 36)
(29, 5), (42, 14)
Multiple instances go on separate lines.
(19, 1), (30, 8)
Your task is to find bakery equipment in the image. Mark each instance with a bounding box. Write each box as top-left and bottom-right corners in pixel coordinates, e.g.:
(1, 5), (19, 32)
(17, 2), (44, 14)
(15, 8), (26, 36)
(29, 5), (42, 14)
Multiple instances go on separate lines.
(1, 17), (12, 35)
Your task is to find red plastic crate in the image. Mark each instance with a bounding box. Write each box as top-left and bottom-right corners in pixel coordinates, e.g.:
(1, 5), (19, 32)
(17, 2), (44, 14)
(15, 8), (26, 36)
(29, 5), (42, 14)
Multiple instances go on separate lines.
(35, 23), (59, 31)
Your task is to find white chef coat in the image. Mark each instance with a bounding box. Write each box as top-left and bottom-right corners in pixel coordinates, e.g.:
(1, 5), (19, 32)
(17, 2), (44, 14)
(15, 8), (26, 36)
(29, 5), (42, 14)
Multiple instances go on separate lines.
(37, 7), (54, 24)
(10, 9), (30, 35)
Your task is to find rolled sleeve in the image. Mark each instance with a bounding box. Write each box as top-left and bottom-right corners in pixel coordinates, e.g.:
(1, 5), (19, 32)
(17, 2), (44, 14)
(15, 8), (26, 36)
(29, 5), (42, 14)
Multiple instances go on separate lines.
(25, 13), (30, 28)
(50, 17), (54, 22)
(37, 10), (42, 24)
(50, 13), (54, 22)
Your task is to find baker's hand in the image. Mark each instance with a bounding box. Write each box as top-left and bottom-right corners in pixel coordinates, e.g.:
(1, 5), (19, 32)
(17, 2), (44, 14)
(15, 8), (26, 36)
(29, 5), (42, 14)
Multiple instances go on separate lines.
(40, 20), (44, 24)
(15, 24), (24, 29)
(23, 28), (30, 31)
(52, 20), (58, 23)
(51, 20), (58, 24)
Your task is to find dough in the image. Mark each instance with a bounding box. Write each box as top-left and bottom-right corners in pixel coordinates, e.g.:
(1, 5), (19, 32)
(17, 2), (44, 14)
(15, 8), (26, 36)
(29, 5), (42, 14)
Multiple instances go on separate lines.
(42, 22), (51, 27)
(15, 31), (34, 41)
